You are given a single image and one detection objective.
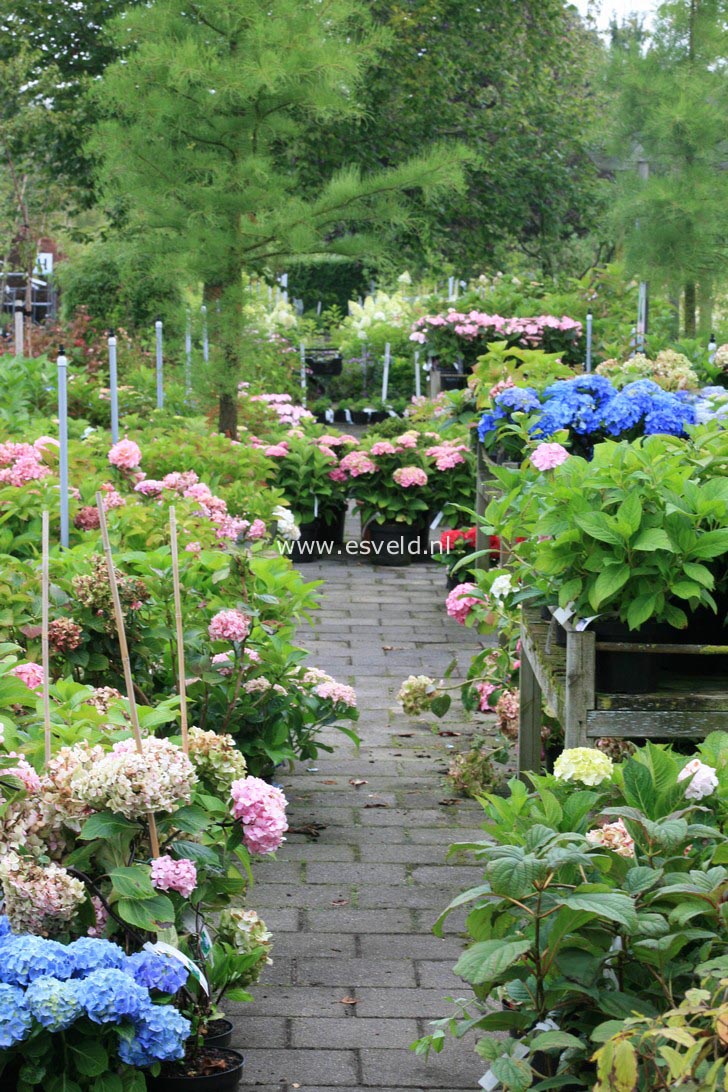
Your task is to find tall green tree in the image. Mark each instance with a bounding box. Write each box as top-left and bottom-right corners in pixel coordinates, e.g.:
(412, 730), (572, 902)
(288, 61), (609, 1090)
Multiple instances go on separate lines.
(92, 0), (465, 434)
(607, 0), (728, 335)
(0, 0), (140, 203)
(292, 0), (606, 274)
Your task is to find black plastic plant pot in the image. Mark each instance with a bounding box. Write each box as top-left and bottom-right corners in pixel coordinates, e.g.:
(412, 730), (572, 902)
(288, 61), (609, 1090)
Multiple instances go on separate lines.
(289, 518), (326, 563)
(366, 522), (421, 566)
(202, 1018), (233, 1049)
(438, 372), (468, 391)
(305, 351), (343, 377)
(146, 1048), (244, 1092)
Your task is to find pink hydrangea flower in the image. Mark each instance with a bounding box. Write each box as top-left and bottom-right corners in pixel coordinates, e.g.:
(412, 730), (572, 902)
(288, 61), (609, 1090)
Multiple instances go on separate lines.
(12, 662), (44, 690)
(328, 469), (347, 483)
(150, 854), (198, 897)
(247, 519), (267, 540)
(476, 681), (497, 711)
(264, 443), (289, 458)
(87, 895), (109, 938)
(209, 609), (251, 643)
(393, 466), (428, 488)
(185, 541), (202, 554)
(339, 452), (378, 477)
(530, 443), (570, 471)
(586, 818), (635, 858)
(313, 680), (357, 707)
(445, 583), (479, 625)
(212, 651), (234, 677)
(108, 439), (142, 470)
(230, 776), (288, 855)
(135, 479), (165, 496)
(370, 441), (399, 456)
(395, 431), (419, 449)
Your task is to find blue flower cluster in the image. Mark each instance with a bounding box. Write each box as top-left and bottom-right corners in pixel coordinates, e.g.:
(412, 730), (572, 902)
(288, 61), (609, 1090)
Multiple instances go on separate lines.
(478, 375), (696, 445)
(0, 919), (190, 1064)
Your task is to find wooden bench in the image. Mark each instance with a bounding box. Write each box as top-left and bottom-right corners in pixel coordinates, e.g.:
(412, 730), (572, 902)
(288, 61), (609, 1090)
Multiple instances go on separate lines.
(518, 606), (728, 774)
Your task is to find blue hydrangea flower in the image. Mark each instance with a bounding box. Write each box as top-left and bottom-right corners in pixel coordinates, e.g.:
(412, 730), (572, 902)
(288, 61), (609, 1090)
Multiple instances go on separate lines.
(77, 968), (149, 1024)
(535, 376), (616, 437)
(66, 937), (127, 976)
(0, 983), (32, 1047)
(25, 976), (83, 1031)
(478, 386), (541, 442)
(0, 915), (12, 939)
(0, 935), (74, 986)
(126, 950), (188, 994)
(117, 1003), (191, 1066)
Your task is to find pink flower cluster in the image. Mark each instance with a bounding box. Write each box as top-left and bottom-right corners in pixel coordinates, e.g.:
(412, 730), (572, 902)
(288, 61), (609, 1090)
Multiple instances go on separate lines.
(108, 438), (142, 470)
(316, 434), (359, 448)
(0, 442), (52, 487)
(100, 482), (126, 510)
(393, 466), (428, 488)
(134, 470), (265, 545)
(12, 661), (44, 690)
(530, 443), (570, 471)
(339, 451), (378, 477)
(247, 392), (314, 426)
(410, 311), (582, 347)
(425, 441), (469, 471)
(445, 582), (479, 625)
(151, 854), (198, 897)
(370, 441), (399, 456)
(586, 818), (635, 858)
(230, 775), (288, 855)
(313, 680), (357, 707)
(209, 608), (251, 643)
(476, 681), (497, 711)
(265, 442), (289, 458)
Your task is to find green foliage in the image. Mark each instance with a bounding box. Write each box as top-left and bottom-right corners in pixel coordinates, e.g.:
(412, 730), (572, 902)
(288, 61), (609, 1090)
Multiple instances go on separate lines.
(484, 427), (728, 628)
(416, 735), (728, 1089)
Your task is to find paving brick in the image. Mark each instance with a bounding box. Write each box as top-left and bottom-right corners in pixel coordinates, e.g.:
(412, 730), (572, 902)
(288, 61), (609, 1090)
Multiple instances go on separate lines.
(411, 866), (485, 886)
(299, 958), (417, 988)
(360, 934), (464, 960)
(306, 909), (417, 934)
(252, 884), (356, 909)
(273, 932), (357, 959)
(228, 1015), (288, 1048)
(306, 863), (407, 885)
(240, 1048), (359, 1086)
(358, 885), (461, 910)
(236, 987), (360, 1018)
(360, 1048), (484, 1087)
(350, 987), (476, 1019)
(415, 960), (466, 990)
(291, 1017), (419, 1049)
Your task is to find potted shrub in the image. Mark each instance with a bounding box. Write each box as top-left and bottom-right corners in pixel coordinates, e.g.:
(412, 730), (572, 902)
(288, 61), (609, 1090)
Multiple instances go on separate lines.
(342, 435), (431, 565)
(485, 428), (728, 692)
(415, 735), (728, 1089)
(265, 436), (350, 562)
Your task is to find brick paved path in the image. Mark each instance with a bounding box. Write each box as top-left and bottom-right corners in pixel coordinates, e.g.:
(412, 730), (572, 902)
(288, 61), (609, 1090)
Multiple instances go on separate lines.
(231, 558), (489, 1091)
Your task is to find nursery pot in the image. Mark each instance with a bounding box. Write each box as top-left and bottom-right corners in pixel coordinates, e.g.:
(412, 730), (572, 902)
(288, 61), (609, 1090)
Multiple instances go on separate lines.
(365, 521), (421, 566)
(305, 350), (343, 377)
(438, 371), (468, 391)
(202, 1018), (234, 1049)
(146, 1048), (244, 1092)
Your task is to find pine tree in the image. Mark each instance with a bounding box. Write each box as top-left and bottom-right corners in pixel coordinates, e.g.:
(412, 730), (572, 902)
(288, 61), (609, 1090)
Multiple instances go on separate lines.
(607, 0), (728, 335)
(91, 0), (465, 435)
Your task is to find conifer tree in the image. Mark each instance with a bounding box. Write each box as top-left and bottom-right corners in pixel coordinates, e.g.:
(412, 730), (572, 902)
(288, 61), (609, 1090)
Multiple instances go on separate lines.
(92, 0), (465, 434)
(607, 0), (728, 335)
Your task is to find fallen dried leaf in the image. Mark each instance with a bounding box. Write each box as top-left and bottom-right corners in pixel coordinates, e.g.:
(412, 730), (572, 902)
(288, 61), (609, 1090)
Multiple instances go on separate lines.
(438, 730), (461, 737)
(364, 802), (389, 809)
(439, 798), (462, 806)
(339, 996), (358, 1005)
(331, 898), (349, 906)
(319, 779), (338, 784)
(382, 645), (393, 651)
(349, 779), (368, 788)
(395, 733), (414, 738)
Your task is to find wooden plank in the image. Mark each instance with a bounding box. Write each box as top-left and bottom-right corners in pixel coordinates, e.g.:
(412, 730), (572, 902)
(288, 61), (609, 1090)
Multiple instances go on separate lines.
(587, 709), (728, 738)
(596, 641), (728, 655)
(518, 624), (543, 777)
(596, 689), (728, 712)
(563, 629), (596, 749)
(520, 622), (565, 722)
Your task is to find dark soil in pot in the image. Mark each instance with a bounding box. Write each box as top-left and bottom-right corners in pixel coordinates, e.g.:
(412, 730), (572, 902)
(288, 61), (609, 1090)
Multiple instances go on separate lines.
(366, 522), (421, 566)
(146, 1047), (244, 1092)
(438, 371), (468, 391)
(201, 1018), (233, 1049)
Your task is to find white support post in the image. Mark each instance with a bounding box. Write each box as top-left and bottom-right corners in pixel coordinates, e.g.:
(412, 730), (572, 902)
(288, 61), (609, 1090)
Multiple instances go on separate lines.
(14, 300), (23, 359)
(299, 342), (307, 406)
(108, 333), (119, 443)
(184, 311), (192, 395)
(155, 319), (164, 409)
(57, 349), (69, 549)
(414, 351), (421, 398)
(585, 311), (593, 373)
(201, 305), (209, 364)
(381, 343), (390, 403)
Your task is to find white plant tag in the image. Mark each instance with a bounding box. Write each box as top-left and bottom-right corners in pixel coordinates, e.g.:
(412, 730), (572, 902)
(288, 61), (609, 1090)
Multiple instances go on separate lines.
(430, 509), (445, 529)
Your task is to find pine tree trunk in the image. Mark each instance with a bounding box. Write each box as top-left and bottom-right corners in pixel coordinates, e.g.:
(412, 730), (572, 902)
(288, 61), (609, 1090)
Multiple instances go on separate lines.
(684, 282), (697, 337)
(218, 391), (238, 438)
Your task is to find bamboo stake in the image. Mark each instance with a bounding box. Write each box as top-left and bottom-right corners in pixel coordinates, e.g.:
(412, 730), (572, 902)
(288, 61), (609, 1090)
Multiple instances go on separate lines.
(41, 509), (52, 765)
(168, 507), (189, 754)
(95, 493), (160, 858)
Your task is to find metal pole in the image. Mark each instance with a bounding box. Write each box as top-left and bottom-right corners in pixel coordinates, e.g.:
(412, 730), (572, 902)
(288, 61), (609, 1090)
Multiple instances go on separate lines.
(637, 283), (648, 353)
(299, 342), (307, 406)
(708, 334), (717, 365)
(108, 332), (119, 443)
(57, 348), (69, 549)
(382, 343), (390, 403)
(201, 305), (209, 364)
(585, 312), (593, 374)
(14, 299), (23, 359)
(155, 319), (164, 409)
(414, 351), (421, 398)
(184, 311), (192, 395)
